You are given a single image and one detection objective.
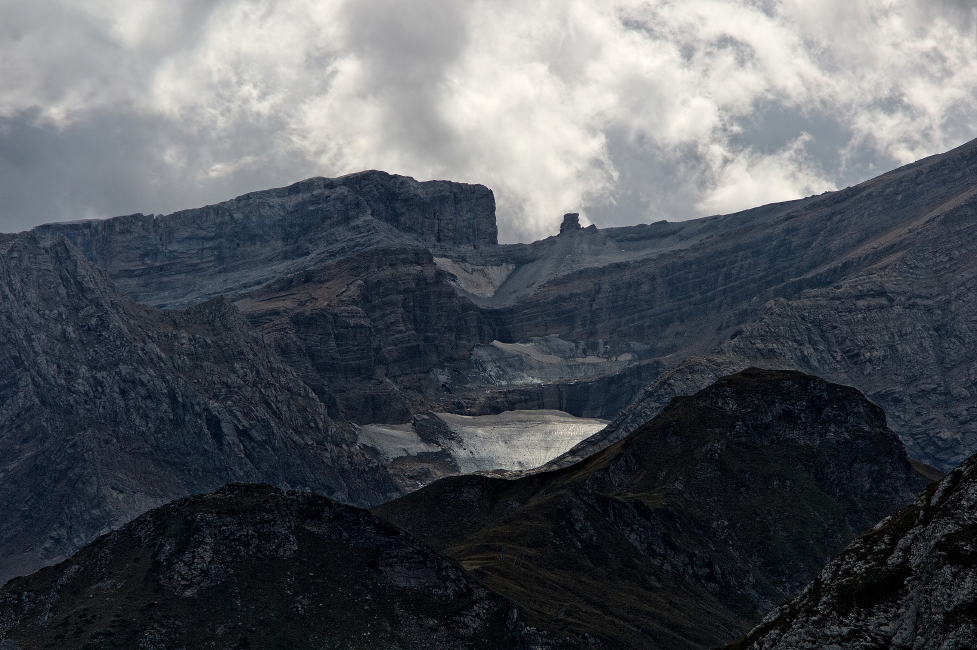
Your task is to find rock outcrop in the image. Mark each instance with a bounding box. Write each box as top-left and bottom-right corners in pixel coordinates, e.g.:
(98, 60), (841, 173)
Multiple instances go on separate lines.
(33, 171), (497, 309)
(0, 233), (398, 584)
(724, 445), (977, 650)
(376, 369), (934, 650)
(0, 484), (571, 650)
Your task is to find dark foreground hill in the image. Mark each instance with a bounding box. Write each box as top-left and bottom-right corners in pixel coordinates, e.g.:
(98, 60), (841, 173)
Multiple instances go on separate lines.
(375, 369), (934, 649)
(724, 443), (977, 650)
(0, 484), (571, 650)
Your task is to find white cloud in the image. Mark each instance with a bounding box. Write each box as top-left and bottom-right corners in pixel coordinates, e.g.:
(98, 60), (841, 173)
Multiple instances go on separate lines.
(0, 0), (975, 239)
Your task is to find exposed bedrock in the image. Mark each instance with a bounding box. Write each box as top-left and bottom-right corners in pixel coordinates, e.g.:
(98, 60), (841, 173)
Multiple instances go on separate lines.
(526, 139), (977, 472)
(725, 446), (977, 650)
(32, 171), (497, 309)
(20, 138), (977, 471)
(0, 233), (398, 585)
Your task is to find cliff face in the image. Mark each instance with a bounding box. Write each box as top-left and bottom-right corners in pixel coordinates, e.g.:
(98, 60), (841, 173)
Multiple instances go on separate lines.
(0, 233), (398, 585)
(22, 142), (977, 471)
(516, 143), (977, 471)
(375, 369), (933, 650)
(0, 484), (569, 650)
(725, 445), (977, 650)
(237, 247), (495, 423)
(32, 171), (497, 309)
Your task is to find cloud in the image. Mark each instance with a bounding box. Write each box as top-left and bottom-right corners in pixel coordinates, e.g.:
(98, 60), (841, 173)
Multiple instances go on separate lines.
(0, 0), (975, 240)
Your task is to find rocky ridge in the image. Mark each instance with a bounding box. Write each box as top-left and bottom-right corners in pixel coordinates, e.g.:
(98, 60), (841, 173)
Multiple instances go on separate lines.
(527, 138), (977, 472)
(376, 369), (933, 650)
(0, 484), (571, 650)
(33, 171), (498, 309)
(724, 442), (977, 650)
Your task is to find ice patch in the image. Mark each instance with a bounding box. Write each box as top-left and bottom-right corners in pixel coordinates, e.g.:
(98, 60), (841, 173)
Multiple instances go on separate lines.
(434, 258), (515, 298)
(357, 409), (608, 482)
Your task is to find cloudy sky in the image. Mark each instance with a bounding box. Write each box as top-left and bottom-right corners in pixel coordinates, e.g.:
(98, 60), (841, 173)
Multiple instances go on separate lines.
(1, 0), (975, 241)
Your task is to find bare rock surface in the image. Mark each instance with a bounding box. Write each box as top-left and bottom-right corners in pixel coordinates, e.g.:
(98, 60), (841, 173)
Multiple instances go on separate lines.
(724, 444), (977, 650)
(376, 369), (934, 650)
(32, 171), (497, 309)
(529, 139), (977, 472)
(0, 233), (398, 585)
(0, 484), (572, 650)
(10, 138), (977, 500)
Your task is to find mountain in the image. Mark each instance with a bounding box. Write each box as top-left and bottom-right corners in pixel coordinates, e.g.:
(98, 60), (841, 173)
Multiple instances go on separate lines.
(0, 233), (397, 584)
(32, 171), (498, 310)
(375, 369), (933, 649)
(724, 444), (977, 650)
(0, 484), (571, 650)
(4, 138), (975, 589)
(500, 137), (977, 473)
(31, 140), (977, 474)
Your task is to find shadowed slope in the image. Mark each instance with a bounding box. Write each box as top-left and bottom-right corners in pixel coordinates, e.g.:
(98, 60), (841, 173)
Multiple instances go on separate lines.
(0, 233), (397, 584)
(723, 448), (977, 650)
(0, 484), (570, 650)
(375, 369), (933, 650)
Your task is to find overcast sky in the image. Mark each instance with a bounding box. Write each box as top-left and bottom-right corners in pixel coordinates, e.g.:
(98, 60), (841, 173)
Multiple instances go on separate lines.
(1, 0), (975, 241)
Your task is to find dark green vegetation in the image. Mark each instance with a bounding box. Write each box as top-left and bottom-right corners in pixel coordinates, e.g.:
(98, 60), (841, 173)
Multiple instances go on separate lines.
(723, 448), (977, 650)
(375, 369), (933, 650)
(0, 484), (568, 650)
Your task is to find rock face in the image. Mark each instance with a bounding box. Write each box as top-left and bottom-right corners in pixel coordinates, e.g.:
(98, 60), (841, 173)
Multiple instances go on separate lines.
(512, 138), (977, 472)
(23, 141), (977, 471)
(236, 246), (495, 423)
(0, 484), (570, 650)
(724, 447), (977, 650)
(0, 233), (398, 585)
(376, 369), (933, 650)
(4, 139), (977, 592)
(33, 171), (497, 309)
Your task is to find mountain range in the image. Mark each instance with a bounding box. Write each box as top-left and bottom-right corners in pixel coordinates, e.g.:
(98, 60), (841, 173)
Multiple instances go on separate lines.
(0, 137), (975, 648)
(0, 370), (933, 649)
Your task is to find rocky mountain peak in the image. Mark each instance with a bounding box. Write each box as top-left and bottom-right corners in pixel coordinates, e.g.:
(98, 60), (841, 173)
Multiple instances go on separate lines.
(32, 171), (497, 309)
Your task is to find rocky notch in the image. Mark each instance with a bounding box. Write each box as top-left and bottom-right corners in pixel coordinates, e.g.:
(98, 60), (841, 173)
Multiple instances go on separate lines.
(375, 369), (934, 650)
(724, 445), (977, 650)
(0, 484), (572, 650)
(0, 233), (397, 585)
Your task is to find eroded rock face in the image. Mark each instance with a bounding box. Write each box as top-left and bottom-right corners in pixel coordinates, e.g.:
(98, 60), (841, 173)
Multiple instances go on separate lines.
(532, 139), (977, 472)
(19, 140), (977, 473)
(0, 233), (398, 584)
(0, 484), (571, 650)
(376, 369), (934, 650)
(33, 171), (497, 309)
(725, 449), (977, 650)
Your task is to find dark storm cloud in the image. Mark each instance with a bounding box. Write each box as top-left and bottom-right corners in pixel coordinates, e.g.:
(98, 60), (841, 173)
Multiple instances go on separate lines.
(0, 0), (975, 240)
